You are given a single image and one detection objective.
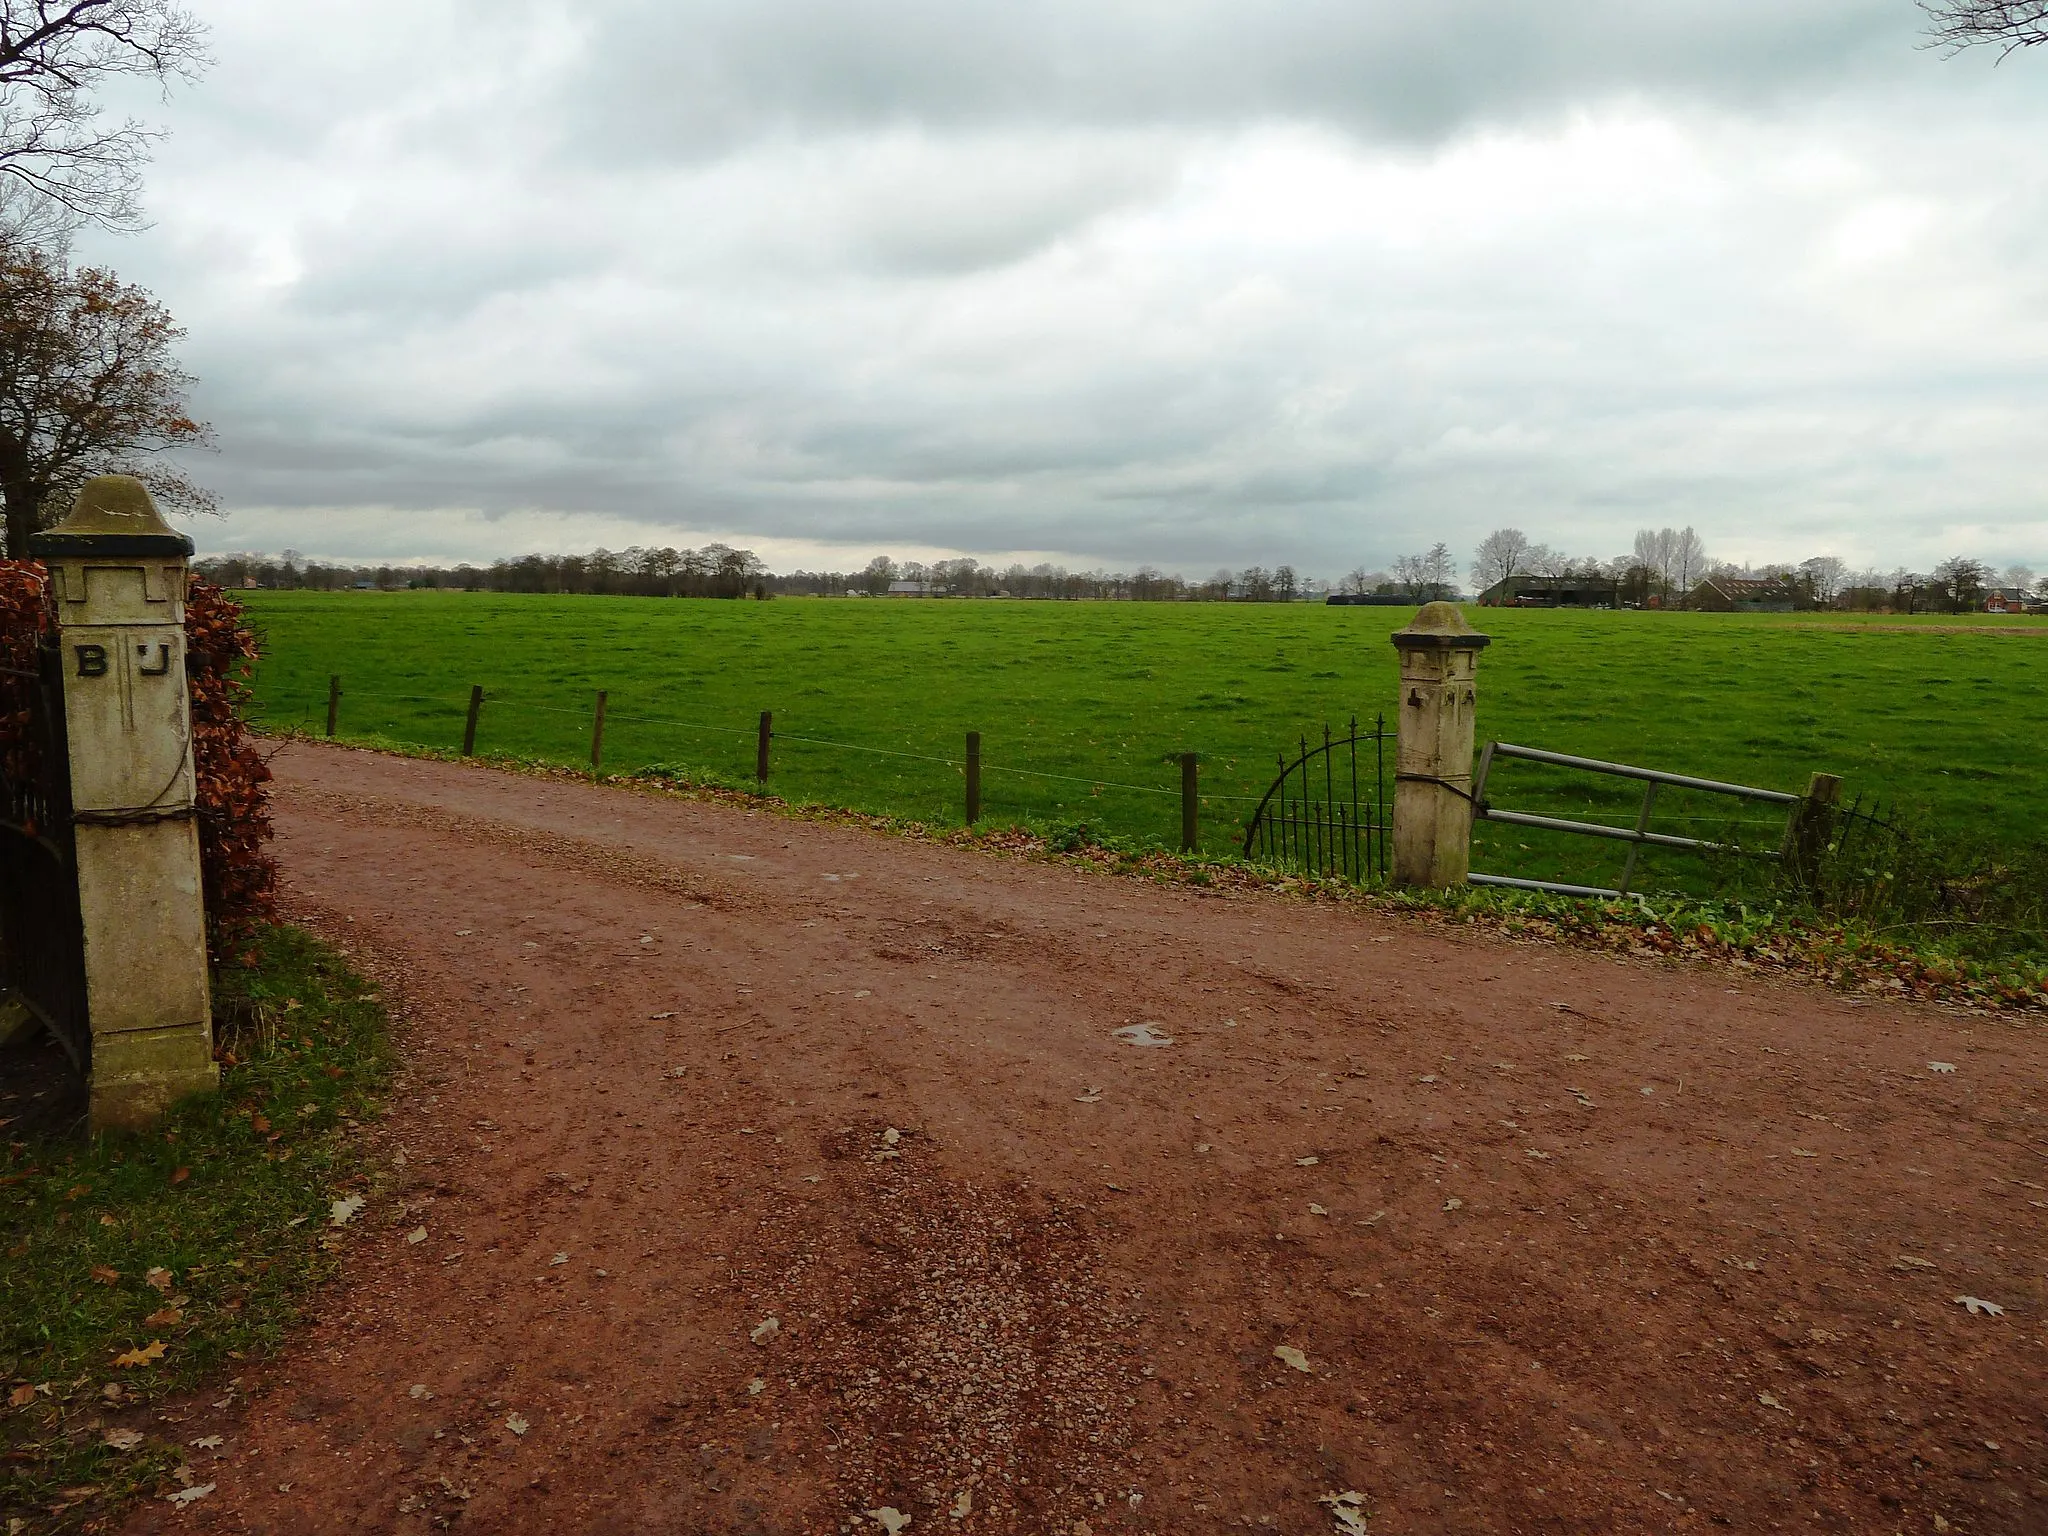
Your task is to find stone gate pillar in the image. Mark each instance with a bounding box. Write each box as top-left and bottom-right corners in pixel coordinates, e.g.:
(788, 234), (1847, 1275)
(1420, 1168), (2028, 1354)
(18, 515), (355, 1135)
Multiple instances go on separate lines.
(31, 476), (216, 1129)
(1391, 601), (1490, 888)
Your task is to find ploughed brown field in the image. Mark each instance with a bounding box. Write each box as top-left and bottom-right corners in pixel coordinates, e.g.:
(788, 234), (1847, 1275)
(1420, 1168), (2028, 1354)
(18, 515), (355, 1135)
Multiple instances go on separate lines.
(129, 744), (2047, 1535)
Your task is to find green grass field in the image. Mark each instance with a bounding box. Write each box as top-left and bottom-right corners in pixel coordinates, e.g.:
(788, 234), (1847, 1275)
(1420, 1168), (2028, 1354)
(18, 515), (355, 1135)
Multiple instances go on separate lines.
(234, 592), (2047, 893)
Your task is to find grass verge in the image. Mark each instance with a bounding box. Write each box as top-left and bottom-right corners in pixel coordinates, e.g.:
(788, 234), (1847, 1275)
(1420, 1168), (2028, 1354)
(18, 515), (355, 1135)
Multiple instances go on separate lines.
(0, 924), (394, 1533)
(288, 735), (2048, 1014)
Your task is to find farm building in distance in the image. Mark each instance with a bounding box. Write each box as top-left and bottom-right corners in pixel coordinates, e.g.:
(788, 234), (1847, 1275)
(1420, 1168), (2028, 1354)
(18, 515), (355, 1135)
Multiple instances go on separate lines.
(1474, 574), (1620, 608)
(1686, 575), (1803, 612)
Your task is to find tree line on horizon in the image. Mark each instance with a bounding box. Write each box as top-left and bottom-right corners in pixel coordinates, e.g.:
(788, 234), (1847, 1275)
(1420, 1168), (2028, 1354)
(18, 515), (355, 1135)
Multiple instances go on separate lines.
(1467, 526), (2045, 612)
(194, 528), (2045, 613)
(195, 546), (1326, 602)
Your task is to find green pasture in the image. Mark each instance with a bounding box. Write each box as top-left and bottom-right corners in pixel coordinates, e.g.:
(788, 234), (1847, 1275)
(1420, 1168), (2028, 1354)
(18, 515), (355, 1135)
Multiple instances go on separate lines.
(234, 592), (2047, 893)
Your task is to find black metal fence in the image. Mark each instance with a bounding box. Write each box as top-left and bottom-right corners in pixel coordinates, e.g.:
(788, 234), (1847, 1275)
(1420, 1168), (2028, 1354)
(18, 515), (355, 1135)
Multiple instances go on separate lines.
(0, 644), (89, 1071)
(1240, 716), (1392, 883)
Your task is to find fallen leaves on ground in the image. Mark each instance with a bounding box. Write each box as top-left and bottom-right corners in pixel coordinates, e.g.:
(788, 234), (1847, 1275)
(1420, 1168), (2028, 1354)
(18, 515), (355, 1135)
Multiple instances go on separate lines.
(1319, 1489), (1371, 1535)
(329, 1193), (366, 1227)
(751, 1317), (780, 1345)
(1955, 1295), (2006, 1317)
(505, 1413), (529, 1436)
(1273, 1345), (1312, 1373)
(143, 1307), (183, 1328)
(89, 1265), (119, 1285)
(1929, 1062), (1956, 1074)
(112, 1341), (167, 1368)
(101, 1428), (143, 1451)
(1110, 1023), (1173, 1047)
(866, 1507), (912, 1534)
(144, 1266), (173, 1292)
(166, 1483), (215, 1507)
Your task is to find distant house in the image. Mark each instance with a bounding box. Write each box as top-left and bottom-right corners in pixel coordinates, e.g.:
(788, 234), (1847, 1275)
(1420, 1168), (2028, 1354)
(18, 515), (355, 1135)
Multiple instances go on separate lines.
(885, 580), (934, 597)
(1984, 587), (2031, 614)
(1686, 576), (1800, 613)
(1475, 574), (1619, 609)
(1325, 592), (1416, 606)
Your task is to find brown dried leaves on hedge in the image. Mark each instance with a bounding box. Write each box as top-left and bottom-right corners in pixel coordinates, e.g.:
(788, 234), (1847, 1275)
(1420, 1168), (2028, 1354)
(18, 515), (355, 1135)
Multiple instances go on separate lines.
(0, 562), (52, 805)
(185, 578), (278, 956)
(0, 562), (275, 956)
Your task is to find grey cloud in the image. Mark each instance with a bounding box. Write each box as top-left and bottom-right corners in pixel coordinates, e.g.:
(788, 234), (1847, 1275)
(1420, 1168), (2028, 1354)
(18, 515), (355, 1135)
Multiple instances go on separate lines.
(92, 1), (2048, 577)
(565, 0), (1912, 156)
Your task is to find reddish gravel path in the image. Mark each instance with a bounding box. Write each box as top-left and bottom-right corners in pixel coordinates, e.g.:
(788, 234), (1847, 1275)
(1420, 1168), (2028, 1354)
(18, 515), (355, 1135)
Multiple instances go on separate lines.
(130, 743), (2048, 1536)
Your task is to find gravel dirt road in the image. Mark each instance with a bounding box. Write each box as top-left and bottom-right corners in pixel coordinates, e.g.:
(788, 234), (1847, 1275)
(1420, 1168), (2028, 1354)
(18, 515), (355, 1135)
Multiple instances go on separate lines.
(129, 743), (2047, 1535)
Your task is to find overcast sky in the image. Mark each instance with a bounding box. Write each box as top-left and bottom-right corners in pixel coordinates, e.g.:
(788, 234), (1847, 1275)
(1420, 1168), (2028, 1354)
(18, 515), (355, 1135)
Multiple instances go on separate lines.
(79, 0), (2048, 578)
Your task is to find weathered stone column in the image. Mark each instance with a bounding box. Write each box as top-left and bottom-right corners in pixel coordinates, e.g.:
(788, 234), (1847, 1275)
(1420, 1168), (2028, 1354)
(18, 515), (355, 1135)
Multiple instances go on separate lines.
(31, 476), (216, 1129)
(1391, 601), (1490, 888)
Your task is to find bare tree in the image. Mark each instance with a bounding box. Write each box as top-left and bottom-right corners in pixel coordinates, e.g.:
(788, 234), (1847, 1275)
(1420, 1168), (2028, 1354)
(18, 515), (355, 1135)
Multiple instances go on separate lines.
(1670, 527), (1707, 595)
(0, 243), (211, 555)
(1631, 527), (1675, 591)
(1470, 527), (1530, 593)
(1800, 555), (1850, 605)
(2001, 562), (2034, 592)
(0, 1), (208, 235)
(1921, 0), (2048, 55)
(1421, 541), (1455, 600)
(1932, 555), (1990, 611)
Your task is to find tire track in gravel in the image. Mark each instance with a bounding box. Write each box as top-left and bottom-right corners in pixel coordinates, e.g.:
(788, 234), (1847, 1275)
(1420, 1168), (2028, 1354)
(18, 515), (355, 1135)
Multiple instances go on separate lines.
(121, 743), (2048, 1536)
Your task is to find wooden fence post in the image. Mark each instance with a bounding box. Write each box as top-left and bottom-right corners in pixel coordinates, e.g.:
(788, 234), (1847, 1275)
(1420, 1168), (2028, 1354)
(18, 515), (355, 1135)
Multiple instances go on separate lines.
(756, 711), (773, 785)
(966, 731), (981, 824)
(1785, 771), (1842, 890)
(326, 674), (341, 738)
(1181, 753), (1198, 852)
(590, 689), (608, 772)
(461, 684), (483, 756)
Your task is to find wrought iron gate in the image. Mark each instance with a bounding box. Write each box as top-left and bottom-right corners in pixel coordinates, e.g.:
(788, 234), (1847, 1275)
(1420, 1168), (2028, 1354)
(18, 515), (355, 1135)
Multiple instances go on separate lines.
(0, 639), (89, 1071)
(1241, 716), (1391, 883)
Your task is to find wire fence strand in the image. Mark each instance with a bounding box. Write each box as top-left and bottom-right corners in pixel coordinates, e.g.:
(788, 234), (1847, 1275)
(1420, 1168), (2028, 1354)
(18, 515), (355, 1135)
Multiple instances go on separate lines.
(276, 684), (1277, 807)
